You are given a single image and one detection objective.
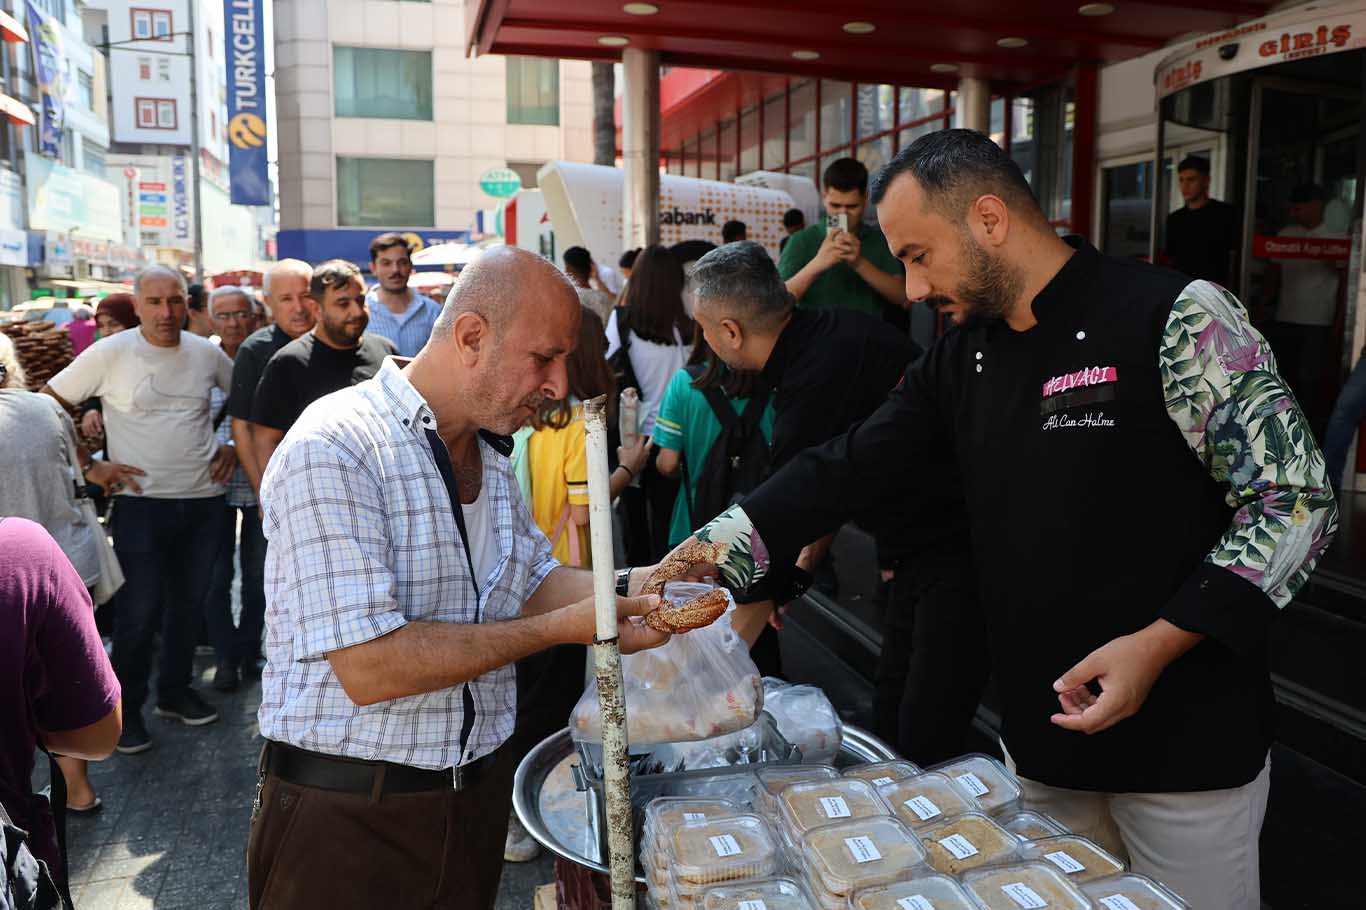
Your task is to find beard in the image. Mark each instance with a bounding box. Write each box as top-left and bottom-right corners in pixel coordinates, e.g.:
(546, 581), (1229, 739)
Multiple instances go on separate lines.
(924, 233), (1024, 329)
(468, 354), (549, 435)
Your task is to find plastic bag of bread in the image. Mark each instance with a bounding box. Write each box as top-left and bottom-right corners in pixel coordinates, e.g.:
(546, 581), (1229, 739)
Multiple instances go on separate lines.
(570, 584), (763, 745)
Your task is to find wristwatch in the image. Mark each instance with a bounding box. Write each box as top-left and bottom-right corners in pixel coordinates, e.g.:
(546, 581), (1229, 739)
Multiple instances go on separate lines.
(615, 567), (633, 596)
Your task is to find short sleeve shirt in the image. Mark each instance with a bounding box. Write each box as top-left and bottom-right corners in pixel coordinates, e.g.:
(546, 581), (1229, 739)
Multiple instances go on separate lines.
(777, 221), (904, 317)
(251, 332), (397, 433)
(526, 405), (590, 566)
(227, 324), (293, 422)
(0, 518), (120, 877)
(653, 369), (775, 546)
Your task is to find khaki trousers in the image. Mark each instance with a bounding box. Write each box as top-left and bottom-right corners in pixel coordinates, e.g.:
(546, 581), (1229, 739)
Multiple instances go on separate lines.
(1005, 748), (1271, 910)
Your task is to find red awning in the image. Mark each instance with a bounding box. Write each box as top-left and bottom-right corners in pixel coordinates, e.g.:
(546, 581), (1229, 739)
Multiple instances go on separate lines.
(0, 94), (35, 127)
(0, 10), (28, 43)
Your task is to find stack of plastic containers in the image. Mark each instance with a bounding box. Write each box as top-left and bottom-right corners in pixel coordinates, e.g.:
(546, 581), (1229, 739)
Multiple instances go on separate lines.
(798, 816), (927, 910)
(774, 778), (892, 856)
(1081, 873), (1191, 909)
(878, 772), (981, 831)
(848, 874), (980, 910)
(695, 876), (818, 910)
(839, 760), (920, 789)
(961, 861), (1094, 909)
(647, 813), (782, 909)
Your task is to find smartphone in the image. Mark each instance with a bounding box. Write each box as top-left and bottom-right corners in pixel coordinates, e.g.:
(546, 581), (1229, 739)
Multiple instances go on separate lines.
(826, 212), (848, 234)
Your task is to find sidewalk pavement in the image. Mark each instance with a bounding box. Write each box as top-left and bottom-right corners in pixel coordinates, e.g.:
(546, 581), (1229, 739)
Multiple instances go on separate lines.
(34, 655), (554, 909)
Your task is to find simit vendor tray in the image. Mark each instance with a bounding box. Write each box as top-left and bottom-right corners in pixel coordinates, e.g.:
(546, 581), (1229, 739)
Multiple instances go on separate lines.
(1018, 834), (1126, 884)
(926, 753), (1022, 815)
(849, 873), (980, 910)
(962, 861), (1092, 910)
(879, 772), (980, 830)
(1081, 873), (1191, 910)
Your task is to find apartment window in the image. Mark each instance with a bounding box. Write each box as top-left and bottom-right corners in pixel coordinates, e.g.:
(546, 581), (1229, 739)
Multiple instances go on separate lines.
(77, 71), (94, 110)
(131, 8), (173, 41)
(336, 157), (434, 227)
(157, 58), (170, 81)
(333, 46), (431, 120)
(137, 56), (151, 80)
(505, 56), (558, 126)
(135, 97), (177, 130)
(82, 139), (106, 178)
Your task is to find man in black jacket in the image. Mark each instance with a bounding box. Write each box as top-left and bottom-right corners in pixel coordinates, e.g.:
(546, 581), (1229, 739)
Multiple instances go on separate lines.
(678, 131), (1337, 909)
(687, 242), (988, 764)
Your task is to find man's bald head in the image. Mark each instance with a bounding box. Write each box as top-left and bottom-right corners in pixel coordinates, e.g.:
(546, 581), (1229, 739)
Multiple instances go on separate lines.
(432, 246), (579, 340)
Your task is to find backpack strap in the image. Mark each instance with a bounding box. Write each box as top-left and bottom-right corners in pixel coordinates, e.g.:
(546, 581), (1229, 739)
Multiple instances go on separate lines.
(549, 502), (582, 566)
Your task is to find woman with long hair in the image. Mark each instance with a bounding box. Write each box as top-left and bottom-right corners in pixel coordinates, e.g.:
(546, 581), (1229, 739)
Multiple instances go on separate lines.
(605, 245), (693, 562)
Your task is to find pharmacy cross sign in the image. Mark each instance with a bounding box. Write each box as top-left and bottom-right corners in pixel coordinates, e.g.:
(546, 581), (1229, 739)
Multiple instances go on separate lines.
(479, 167), (523, 199)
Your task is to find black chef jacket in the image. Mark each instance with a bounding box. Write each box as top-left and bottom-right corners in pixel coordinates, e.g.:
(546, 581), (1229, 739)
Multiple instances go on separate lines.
(743, 240), (1307, 794)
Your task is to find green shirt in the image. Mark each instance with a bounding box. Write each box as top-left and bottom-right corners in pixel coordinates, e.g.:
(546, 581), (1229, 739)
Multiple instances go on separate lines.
(777, 221), (904, 316)
(653, 367), (775, 546)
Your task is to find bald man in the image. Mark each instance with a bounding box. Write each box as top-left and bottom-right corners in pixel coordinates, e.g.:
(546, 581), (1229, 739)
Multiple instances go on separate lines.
(247, 248), (672, 910)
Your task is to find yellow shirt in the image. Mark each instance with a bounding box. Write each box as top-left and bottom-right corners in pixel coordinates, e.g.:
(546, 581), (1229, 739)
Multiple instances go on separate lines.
(527, 406), (591, 567)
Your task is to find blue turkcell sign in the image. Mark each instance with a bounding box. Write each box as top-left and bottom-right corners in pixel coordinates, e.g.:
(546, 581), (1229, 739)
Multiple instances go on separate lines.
(225, 0), (269, 205)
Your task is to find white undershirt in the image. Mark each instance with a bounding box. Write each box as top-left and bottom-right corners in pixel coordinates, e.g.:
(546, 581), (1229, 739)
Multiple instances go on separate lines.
(461, 486), (498, 585)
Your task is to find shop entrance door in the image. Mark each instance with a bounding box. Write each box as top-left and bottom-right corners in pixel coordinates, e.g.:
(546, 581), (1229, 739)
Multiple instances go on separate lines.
(1239, 74), (1361, 430)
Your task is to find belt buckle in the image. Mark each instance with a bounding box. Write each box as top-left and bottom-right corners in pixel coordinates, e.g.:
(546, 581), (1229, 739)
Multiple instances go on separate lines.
(452, 764), (463, 791)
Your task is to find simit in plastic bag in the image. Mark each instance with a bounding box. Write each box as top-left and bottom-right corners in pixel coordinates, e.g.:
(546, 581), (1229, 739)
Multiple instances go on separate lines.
(570, 582), (764, 746)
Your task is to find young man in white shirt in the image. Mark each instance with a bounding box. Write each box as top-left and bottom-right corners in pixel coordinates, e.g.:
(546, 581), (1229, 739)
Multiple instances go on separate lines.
(43, 264), (237, 754)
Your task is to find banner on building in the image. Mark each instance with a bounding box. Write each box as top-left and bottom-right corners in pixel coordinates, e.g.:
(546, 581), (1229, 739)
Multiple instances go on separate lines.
(25, 0), (64, 158)
(225, 0), (269, 205)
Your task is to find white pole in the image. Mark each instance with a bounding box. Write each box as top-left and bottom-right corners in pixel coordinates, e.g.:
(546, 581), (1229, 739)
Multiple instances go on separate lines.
(582, 395), (634, 910)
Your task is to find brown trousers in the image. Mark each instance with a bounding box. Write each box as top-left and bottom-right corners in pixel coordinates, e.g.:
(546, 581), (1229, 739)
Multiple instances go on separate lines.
(246, 746), (517, 910)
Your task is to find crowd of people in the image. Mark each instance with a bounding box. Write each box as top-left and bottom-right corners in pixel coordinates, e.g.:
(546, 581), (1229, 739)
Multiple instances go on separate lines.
(0, 135), (1347, 910)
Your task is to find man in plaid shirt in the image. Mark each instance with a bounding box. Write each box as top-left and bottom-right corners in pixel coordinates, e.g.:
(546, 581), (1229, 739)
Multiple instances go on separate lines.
(248, 247), (670, 910)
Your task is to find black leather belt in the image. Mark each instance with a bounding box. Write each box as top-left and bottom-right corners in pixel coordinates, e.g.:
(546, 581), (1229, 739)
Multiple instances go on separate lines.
(263, 741), (496, 794)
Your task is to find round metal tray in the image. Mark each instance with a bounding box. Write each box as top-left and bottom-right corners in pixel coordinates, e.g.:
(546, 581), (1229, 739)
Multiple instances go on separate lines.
(513, 725), (898, 881)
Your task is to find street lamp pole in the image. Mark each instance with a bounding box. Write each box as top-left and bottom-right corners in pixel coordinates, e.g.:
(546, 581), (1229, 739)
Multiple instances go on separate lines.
(185, 0), (203, 284)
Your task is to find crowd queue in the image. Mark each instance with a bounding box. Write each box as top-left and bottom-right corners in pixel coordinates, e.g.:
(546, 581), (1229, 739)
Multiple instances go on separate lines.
(1, 134), (1341, 910)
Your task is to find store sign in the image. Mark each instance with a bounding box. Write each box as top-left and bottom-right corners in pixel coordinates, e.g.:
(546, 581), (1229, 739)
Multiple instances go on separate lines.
(0, 227), (27, 267)
(276, 228), (471, 265)
(172, 153), (191, 242)
(25, 151), (123, 242)
(25, 0), (64, 158)
(479, 167), (523, 199)
(1253, 234), (1351, 260)
(224, 0), (270, 205)
(1158, 8), (1366, 99)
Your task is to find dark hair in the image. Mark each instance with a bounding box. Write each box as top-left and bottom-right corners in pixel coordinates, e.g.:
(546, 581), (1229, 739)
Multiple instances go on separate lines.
(823, 157), (869, 195)
(1177, 156), (1210, 176)
(721, 220), (747, 243)
(534, 306), (616, 430)
(311, 259), (363, 300)
(687, 241), (793, 333)
(618, 248), (640, 270)
(782, 208), (805, 229)
(96, 293), (138, 329)
(563, 246), (592, 281)
(870, 129), (1041, 224)
(186, 283), (206, 312)
(620, 245), (693, 347)
(369, 232), (414, 264)
(686, 329), (762, 399)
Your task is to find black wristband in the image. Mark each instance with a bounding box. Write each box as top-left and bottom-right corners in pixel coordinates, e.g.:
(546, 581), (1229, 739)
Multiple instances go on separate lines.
(618, 463), (635, 481)
(615, 567), (633, 596)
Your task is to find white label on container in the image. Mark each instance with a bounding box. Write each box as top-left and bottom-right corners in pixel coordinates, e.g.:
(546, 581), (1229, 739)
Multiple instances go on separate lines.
(937, 834), (979, 860)
(904, 795), (942, 821)
(819, 795), (851, 818)
(1044, 850), (1087, 874)
(1000, 883), (1047, 909)
(709, 834), (742, 858)
(1098, 897), (1142, 910)
(844, 835), (883, 863)
(897, 896), (936, 910)
(955, 771), (990, 797)
(872, 776), (896, 787)
(737, 902), (768, 910)
(682, 812), (706, 823)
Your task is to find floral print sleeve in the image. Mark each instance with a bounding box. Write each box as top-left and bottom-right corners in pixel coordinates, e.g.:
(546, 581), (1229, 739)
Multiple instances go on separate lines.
(1159, 280), (1338, 609)
(694, 505), (770, 593)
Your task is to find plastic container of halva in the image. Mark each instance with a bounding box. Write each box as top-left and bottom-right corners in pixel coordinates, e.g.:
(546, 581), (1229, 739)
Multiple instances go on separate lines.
(927, 754), (1022, 815)
(918, 812), (1020, 875)
(777, 778), (890, 843)
(697, 876), (818, 910)
(666, 815), (781, 900)
(961, 861), (1092, 910)
(644, 797), (744, 881)
(1019, 835), (1126, 884)
(996, 809), (1068, 842)
(840, 760), (921, 790)
(848, 874), (980, 910)
(755, 765), (840, 808)
(799, 816), (927, 910)
(1080, 873), (1191, 910)
(877, 772), (980, 831)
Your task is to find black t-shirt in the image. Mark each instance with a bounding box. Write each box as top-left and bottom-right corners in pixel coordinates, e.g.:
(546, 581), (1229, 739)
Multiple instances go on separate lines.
(227, 324), (293, 421)
(1165, 199), (1238, 285)
(250, 332), (396, 432)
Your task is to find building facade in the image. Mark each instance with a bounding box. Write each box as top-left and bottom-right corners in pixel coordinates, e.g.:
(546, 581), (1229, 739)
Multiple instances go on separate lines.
(272, 0), (594, 265)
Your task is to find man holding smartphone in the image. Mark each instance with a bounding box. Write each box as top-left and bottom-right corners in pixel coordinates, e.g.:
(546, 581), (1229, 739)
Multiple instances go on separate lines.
(778, 157), (909, 326)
